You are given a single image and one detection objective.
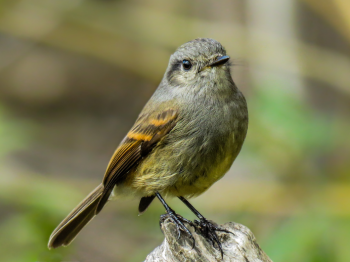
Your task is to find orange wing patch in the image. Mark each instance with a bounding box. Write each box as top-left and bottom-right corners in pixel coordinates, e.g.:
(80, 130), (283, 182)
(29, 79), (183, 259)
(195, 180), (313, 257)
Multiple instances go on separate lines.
(150, 110), (177, 127)
(97, 109), (178, 212)
(103, 108), (178, 182)
(150, 119), (169, 126)
(127, 132), (153, 141)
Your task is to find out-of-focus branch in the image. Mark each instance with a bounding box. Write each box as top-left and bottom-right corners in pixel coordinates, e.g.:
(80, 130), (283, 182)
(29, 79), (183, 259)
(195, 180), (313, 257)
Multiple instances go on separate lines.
(0, 167), (350, 217)
(145, 218), (272, 262)
(0, 1), (349, 95)
(301, 0), (350, 45)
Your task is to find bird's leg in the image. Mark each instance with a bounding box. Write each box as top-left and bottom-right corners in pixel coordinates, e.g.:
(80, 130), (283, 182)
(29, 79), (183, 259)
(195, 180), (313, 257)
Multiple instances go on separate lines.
(156, 192), (195, 246)
(178, 196), (232, 258)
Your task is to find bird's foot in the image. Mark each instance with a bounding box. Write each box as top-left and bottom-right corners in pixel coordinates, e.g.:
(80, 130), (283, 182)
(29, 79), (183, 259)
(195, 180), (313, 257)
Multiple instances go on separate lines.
(194, 218), (232, 258)
(160, 210), (195, 247)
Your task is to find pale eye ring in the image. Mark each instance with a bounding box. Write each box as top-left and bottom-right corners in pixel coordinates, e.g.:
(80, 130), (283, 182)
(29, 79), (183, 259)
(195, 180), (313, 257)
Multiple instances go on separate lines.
(182, 60), (192, 71)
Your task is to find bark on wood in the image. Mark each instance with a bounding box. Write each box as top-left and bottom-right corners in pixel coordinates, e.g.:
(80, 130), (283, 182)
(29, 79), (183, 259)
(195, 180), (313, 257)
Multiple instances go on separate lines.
(144, 217), (272, 262)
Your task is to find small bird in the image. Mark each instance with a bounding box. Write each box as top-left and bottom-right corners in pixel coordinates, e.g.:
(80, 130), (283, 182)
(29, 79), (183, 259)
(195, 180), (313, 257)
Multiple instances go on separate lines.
(48, 38), (248, 255)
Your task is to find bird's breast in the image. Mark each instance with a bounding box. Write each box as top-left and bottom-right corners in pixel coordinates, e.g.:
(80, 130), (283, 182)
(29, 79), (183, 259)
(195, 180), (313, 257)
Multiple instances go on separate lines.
(119, 93), (248, 198)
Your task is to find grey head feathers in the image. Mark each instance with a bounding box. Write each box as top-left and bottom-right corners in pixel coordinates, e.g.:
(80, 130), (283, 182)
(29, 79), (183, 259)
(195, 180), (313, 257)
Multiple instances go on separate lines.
(166, 38), (229, 86)
(145, 38), (238, 110)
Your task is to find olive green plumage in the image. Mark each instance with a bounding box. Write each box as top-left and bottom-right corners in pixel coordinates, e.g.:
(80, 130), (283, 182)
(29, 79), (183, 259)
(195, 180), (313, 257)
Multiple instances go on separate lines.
(48, 38), (248, 249)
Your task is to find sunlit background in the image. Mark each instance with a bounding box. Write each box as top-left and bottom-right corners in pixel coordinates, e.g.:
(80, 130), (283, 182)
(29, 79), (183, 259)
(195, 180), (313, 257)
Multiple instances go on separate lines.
(0, 0), (349, 261)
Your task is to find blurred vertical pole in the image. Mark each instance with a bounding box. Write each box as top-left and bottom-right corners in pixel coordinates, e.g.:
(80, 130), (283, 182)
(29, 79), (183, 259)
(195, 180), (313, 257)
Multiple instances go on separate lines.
(333, 0), (350, 43)
(246, 0), (304, 96)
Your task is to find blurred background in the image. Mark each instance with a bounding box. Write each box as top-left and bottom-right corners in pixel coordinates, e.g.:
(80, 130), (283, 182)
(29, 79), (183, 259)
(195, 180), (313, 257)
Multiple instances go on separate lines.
(0, 0), (349, 261)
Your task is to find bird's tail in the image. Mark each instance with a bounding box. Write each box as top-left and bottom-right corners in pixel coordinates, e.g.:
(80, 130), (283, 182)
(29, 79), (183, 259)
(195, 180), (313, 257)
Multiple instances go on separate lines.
(48, 184), (104, 249)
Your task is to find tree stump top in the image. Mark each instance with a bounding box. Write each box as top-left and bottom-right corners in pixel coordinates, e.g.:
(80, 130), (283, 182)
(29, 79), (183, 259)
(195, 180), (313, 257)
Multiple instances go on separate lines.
(145, 218), (272, 262)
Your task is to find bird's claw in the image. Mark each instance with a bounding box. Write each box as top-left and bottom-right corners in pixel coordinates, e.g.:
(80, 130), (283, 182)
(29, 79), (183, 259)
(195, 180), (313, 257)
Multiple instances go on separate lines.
(160, 211), (195, 248)
(194, 218), (231, 258)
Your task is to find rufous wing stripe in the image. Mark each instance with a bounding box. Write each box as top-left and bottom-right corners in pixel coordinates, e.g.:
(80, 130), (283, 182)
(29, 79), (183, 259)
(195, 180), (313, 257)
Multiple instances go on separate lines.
(127, 132), (153, 141)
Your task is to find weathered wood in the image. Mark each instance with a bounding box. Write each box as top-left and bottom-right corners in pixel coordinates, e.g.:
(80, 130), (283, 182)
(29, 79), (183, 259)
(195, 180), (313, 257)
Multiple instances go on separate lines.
(145, 217), (272, 262)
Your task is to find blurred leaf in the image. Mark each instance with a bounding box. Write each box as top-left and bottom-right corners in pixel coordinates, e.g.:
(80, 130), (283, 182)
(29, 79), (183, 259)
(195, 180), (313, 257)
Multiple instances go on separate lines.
(0, 105), (33, 157)
(262, 215), (350, 262)
(246, 83), (336, 180)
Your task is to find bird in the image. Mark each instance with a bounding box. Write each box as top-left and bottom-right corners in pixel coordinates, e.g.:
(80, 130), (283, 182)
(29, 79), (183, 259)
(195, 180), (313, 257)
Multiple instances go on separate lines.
(48, 38), (248, 255)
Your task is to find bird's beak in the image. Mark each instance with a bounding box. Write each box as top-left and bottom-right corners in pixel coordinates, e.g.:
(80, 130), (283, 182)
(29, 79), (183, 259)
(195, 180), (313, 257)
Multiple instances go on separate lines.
(209, 55), (230, 67)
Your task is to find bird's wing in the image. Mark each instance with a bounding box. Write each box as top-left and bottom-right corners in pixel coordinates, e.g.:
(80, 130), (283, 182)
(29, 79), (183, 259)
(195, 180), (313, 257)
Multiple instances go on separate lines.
(96, 108), (178, 213)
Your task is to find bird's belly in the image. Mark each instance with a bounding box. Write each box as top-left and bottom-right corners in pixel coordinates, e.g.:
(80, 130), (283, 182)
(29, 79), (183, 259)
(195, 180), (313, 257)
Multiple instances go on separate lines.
(168, 150), (235, 197)
(116, 128), (239, 198)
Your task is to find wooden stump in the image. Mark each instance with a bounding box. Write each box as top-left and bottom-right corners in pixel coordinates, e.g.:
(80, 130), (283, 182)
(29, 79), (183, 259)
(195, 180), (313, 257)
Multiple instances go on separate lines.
(145, 218), (272, 262)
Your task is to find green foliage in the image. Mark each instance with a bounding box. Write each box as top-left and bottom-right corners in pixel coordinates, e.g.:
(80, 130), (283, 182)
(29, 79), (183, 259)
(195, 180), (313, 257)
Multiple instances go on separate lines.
(0, 106), (31, 157)
(0, 106), (70, 262)
(240, 81), (350, 262)
(0, 212), (70, 262)
(246, 82), (342, 181)
(262, 215), (350, 262)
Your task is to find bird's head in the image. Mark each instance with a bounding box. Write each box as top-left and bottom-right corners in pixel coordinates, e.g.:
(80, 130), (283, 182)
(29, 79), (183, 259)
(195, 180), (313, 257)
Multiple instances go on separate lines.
(165, 38), (232, 89)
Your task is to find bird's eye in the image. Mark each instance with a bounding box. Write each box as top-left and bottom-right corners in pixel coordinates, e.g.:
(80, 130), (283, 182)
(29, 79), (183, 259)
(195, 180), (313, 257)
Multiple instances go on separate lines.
(182, 60), (192, 71)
